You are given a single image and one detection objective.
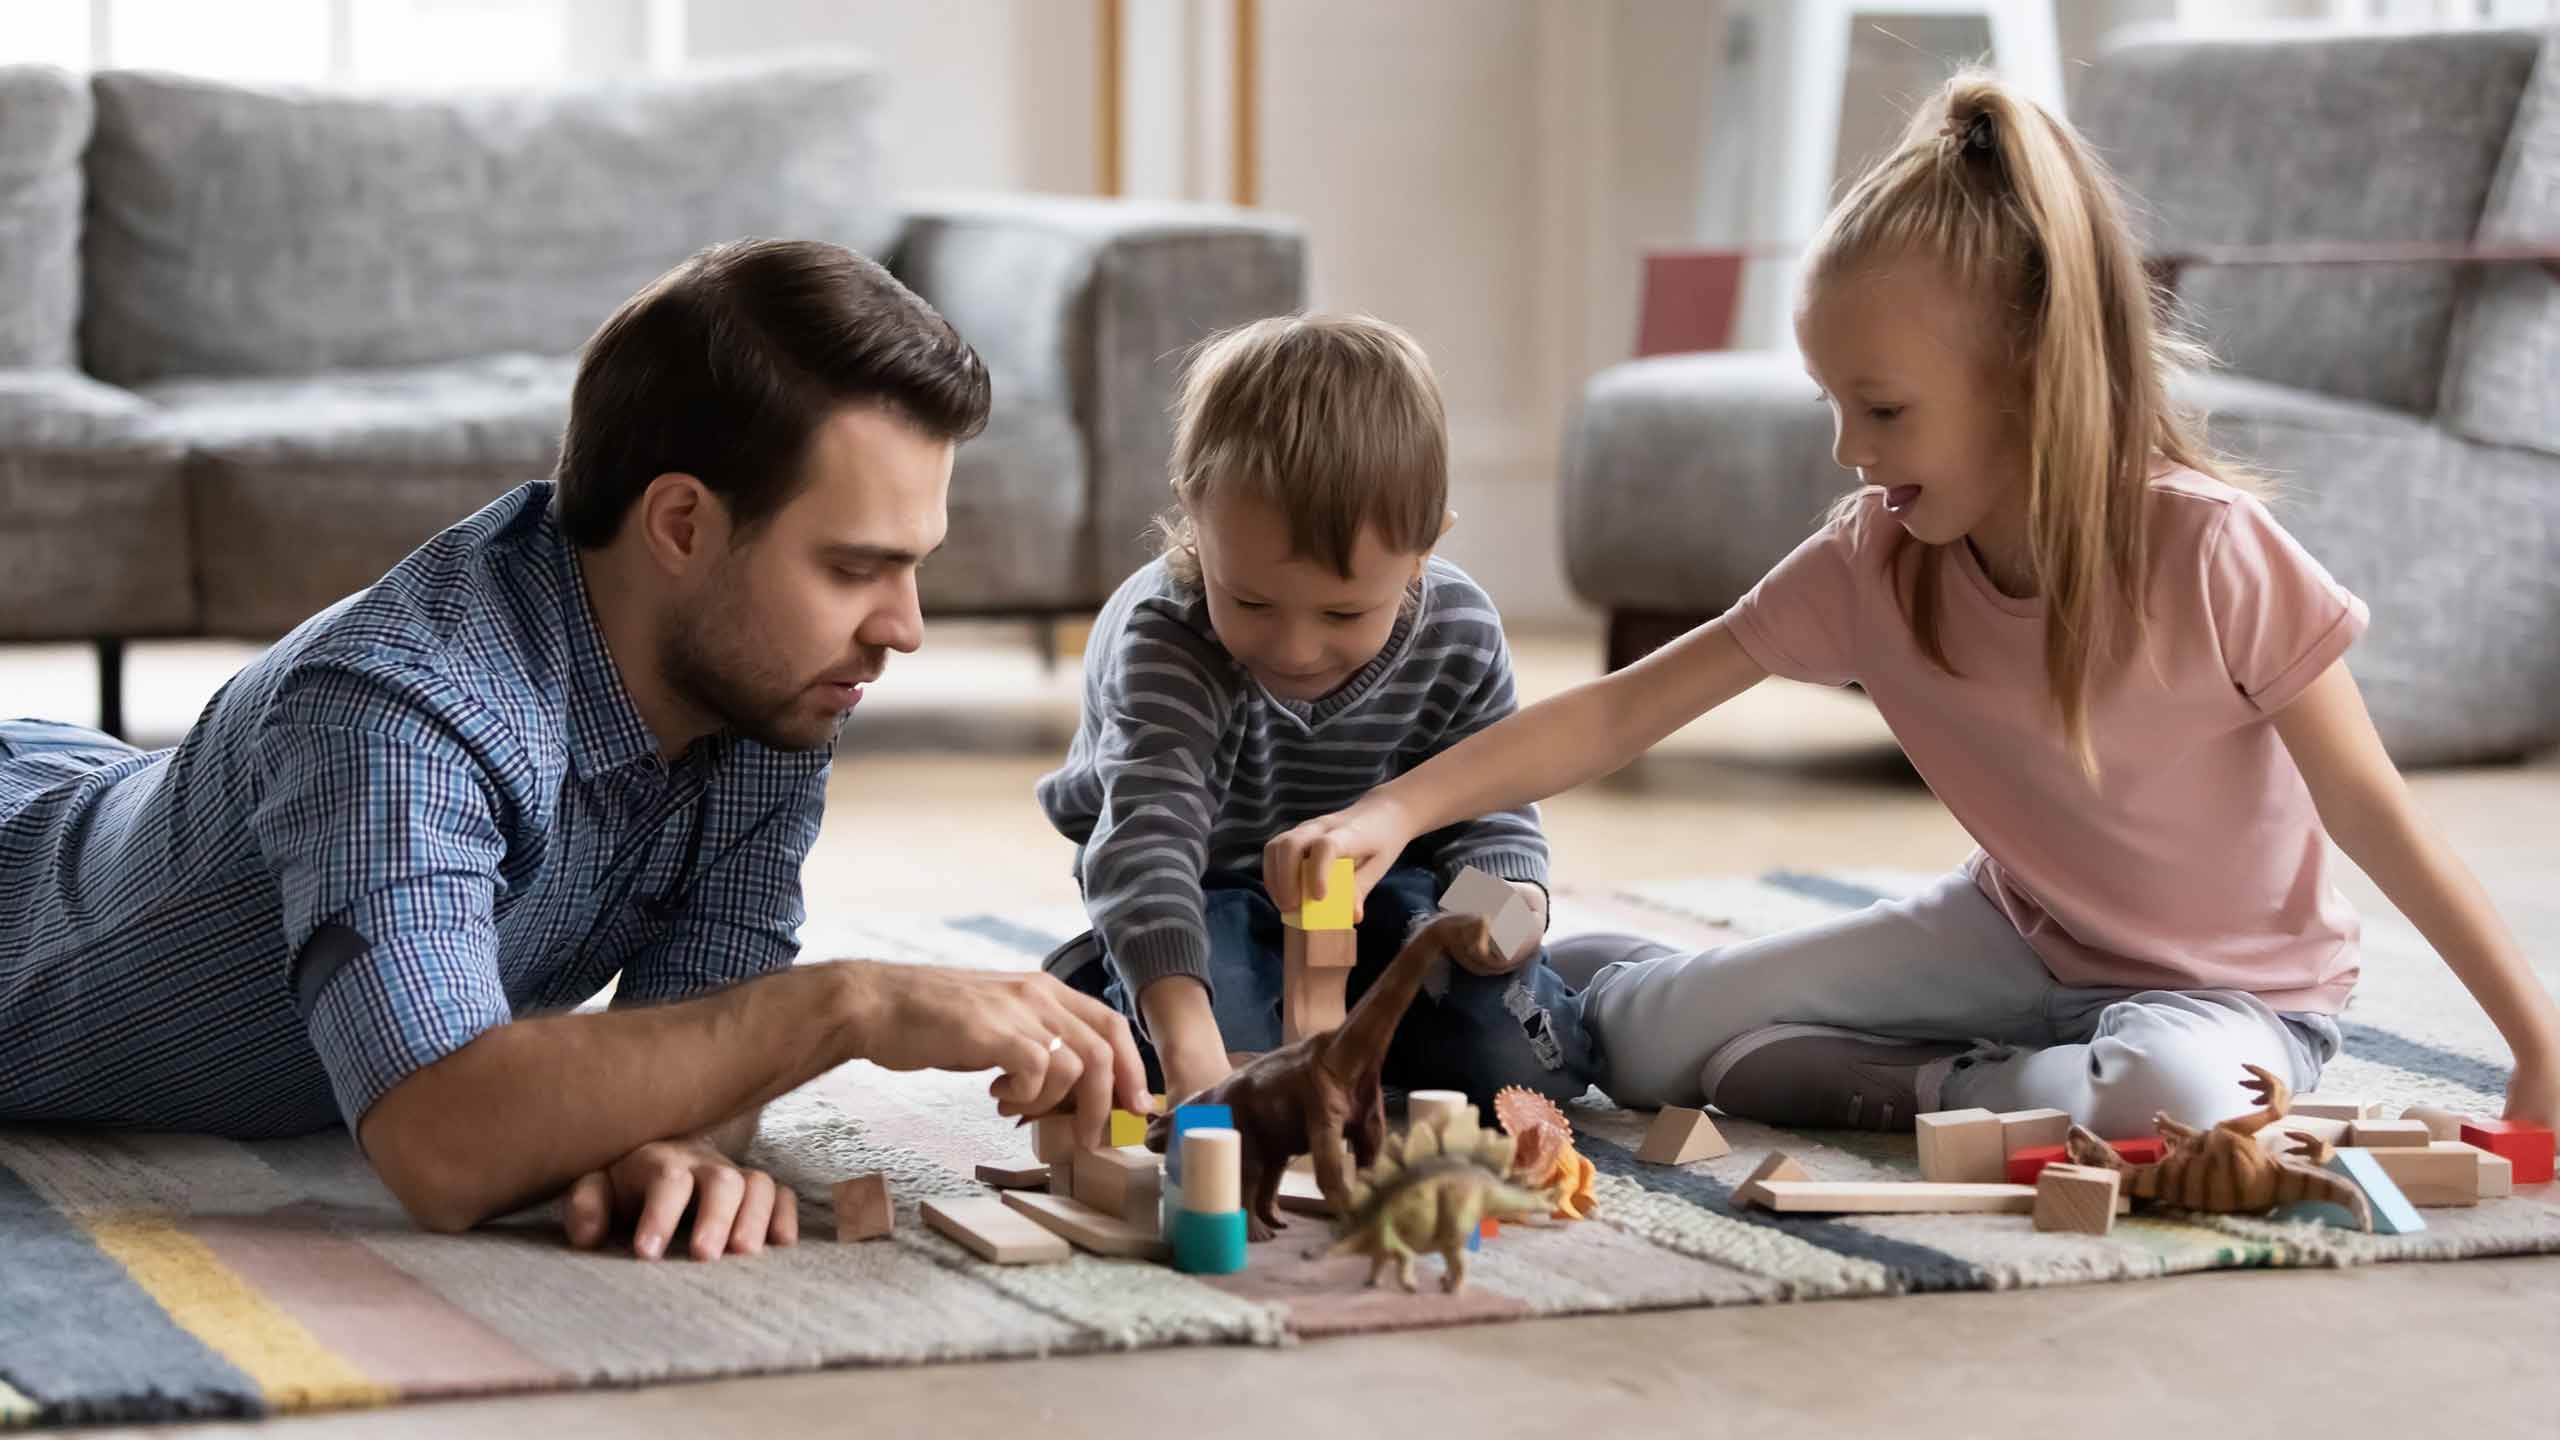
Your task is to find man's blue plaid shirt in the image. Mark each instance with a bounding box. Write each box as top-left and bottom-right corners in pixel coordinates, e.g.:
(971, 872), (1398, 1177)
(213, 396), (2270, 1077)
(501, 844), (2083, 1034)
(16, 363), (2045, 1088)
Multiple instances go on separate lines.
(0, 481), (831, 1138)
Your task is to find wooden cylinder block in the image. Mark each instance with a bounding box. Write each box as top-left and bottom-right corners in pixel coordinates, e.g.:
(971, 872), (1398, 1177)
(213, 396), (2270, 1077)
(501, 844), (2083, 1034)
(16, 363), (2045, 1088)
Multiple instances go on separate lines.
(1181, 1127), (1242, 1213)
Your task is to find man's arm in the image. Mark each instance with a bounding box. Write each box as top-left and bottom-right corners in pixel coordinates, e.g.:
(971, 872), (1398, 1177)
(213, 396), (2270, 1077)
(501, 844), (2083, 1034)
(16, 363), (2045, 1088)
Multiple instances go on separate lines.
(363, 956), (1149, 1233)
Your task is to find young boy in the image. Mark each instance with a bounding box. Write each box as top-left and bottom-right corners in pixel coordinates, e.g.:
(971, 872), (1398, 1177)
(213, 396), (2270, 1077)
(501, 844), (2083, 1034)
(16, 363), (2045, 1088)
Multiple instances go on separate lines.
(1037, 314), (1599, 1110)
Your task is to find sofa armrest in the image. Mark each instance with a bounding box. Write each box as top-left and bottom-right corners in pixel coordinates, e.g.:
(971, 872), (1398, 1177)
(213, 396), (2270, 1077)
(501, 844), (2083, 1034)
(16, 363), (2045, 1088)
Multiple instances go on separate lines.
(890, 193), (1306, 595)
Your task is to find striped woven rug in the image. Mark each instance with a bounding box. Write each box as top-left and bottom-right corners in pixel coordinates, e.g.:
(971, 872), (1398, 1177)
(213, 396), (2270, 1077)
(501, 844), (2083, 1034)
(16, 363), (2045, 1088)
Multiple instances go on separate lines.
(5, 871), (2555, 1428)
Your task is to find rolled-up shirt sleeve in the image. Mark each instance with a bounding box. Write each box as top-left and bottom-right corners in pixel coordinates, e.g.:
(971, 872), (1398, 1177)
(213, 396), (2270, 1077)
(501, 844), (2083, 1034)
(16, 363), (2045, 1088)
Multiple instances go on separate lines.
(250, 665), (517, 1134)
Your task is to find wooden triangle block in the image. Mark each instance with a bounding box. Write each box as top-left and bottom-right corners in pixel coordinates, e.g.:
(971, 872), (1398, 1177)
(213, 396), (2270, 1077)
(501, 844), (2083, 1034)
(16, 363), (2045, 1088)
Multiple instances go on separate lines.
(1733, 1151), (1810, 1210)
(1636, 1106), (1731, 1166)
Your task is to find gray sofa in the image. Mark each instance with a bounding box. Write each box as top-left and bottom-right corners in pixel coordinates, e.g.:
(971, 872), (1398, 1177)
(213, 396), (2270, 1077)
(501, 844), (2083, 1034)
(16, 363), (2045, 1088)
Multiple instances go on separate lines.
(1562, 26), (2560, 766)
(0, 61), (1305, 733)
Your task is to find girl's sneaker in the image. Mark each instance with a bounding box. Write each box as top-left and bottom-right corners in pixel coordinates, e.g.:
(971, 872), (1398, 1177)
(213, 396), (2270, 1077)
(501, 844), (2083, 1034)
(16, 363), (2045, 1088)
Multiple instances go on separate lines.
(1700, 1023), (1969, 1131)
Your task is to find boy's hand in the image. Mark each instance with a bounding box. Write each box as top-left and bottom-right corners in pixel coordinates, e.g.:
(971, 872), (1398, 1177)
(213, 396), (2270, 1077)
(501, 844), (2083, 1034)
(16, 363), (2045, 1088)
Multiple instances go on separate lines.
(2505, 1052), (2560, 1130)
(1264, 798), (1416, 919)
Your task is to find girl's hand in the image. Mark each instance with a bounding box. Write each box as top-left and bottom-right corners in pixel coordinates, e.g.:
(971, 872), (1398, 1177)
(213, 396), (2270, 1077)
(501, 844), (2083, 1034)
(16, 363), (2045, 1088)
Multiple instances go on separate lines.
(2503, 1052), (2560, 1130)
(1263, 797), (1416, 921)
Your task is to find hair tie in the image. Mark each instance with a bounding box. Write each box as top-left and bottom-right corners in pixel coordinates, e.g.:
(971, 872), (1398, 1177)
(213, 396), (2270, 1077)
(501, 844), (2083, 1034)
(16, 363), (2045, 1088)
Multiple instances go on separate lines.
(1963, 111), (1995, 153)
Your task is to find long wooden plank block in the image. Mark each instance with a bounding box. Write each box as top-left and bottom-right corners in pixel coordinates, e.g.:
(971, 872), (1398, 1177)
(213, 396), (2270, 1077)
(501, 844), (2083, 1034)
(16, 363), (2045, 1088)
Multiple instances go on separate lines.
(921, 1196), (1072, 1264)
(1001, 1191), (1173, 1261)
(1745, 1181), (2039, 1215)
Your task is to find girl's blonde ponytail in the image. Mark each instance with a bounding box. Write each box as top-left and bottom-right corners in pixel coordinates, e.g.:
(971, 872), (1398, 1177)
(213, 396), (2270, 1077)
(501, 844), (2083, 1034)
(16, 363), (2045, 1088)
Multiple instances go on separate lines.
(1813, 71), (2234, 778)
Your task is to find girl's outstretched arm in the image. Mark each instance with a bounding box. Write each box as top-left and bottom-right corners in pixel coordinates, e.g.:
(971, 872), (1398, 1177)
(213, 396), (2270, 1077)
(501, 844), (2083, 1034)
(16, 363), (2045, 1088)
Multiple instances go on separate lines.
(2275, 661), (2560, 1127)
(1267, 617), (1769, 912)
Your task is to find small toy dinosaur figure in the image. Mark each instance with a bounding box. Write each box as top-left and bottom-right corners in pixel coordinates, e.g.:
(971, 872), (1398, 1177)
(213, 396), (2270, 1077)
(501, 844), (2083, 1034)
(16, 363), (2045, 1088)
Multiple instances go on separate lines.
(1494, 1085), (1597, 1220)
(1146, 913), (1509, 1242)
(2064, 1063), (2372, 1232)
(1329, 1107), (1550, 1293)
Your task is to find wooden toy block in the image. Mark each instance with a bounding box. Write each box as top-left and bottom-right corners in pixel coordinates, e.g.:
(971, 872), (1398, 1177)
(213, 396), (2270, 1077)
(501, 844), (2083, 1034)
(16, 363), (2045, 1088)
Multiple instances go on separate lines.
(1281, 926), (1354, 1041)
(1030, 1113), (1079, 1165)
(2351, 1144), (2480, 1206)
(1181, 1127), (1243, 1214)
(2254, 1114), (2350, 1154)
(2457, 1143), (2514, 1198)
(2006, 1136), (2164, 1185)
(920, 1196), (1073, 1264)
(1074, 1145), (1163, 1229)
(2401, 1105), (2471, 1143)
(2313, 1149), (2426, 1234)
(1405, 1090), (1472, 1131)
(1998, 1108), (2073, 1155)
(2290, 1096), (2376, 1122)
(1108, 1109), (1149, 1149)
(1293, 856), (1358, 931)
(1276, 1164), (1338, 1216)
(2033, 1163), (2120, 1236)
(1745, 1181), (2041, 1215)
(1732, 1151), (1811, 1209)
(2347, 1118), (2432, 1149)
(1916, 1108), (2006, 1183)
(1636, 1106), (1731, 1165)
(1439, 865), (1543, 964)
(1002, 1191), (1172, 1261)
(1163, 1103), (1232, 1185)
(833, 1173), (893, 1242)
(975, 1162), (1051, 1190)
(2459, 1118), (2555, 1185)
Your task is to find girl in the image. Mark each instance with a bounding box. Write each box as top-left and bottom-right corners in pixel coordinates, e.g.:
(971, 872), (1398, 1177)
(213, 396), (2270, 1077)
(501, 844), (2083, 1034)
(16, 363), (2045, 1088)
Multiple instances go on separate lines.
(1262, 73), (2558, 1135)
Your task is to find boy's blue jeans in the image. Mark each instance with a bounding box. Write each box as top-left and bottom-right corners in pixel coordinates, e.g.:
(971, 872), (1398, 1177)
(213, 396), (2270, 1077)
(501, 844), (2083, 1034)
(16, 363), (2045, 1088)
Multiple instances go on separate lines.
(1067, 866), (1601, 1110)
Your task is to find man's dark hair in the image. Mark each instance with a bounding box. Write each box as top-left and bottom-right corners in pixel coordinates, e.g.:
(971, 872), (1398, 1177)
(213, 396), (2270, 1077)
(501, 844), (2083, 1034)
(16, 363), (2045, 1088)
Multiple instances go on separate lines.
(553, 238), (991, 547)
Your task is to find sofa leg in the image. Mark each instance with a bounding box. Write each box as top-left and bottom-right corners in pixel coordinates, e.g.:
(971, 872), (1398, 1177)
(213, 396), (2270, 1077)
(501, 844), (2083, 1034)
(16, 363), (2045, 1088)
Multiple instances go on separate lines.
(1604, 611), (1714, 673)
(96, 637), (127, 740)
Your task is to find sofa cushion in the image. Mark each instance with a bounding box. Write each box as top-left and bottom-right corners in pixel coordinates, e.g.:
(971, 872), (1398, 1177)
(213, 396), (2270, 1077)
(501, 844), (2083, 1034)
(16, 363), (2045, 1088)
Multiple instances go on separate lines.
(83, 61), (900, 386)
(0, 370), (193, 637)
(2077, 29), (2544, 418)
(2439, 31), (2560, 458)
(921, 399), (1088, 614)
(1560, 350), (1843, 616)
(2184, 371), (2560, 764)
(0, 66), (88, 369)
(139, 357), (575, 635)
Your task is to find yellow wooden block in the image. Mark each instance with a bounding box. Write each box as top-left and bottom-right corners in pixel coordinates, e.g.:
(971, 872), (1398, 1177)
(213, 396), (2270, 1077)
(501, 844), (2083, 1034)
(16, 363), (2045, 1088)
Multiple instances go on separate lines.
(1295, 857), (1357, 930)
(1109, 1109), (1147, 1149)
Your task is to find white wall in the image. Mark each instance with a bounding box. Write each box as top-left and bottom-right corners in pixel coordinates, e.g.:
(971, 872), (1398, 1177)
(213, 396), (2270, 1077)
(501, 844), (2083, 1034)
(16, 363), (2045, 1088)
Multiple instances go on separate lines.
(682, 0), (1100, 196)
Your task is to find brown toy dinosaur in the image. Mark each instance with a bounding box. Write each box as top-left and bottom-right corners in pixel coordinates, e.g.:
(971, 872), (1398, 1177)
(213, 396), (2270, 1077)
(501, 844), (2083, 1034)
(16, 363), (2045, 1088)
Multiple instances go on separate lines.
(1146, 913), (1506, 1242)
(2063, 1063), (2373, 1232)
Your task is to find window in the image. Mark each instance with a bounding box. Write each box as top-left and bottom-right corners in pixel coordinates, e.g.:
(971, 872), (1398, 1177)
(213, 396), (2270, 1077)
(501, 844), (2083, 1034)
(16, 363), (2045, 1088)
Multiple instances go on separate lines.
(0, 0), (682, 83)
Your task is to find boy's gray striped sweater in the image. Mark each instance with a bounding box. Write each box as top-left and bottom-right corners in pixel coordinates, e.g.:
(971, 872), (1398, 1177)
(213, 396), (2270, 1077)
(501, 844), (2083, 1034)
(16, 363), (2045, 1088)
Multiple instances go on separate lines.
(1036, 555), (1548, 998)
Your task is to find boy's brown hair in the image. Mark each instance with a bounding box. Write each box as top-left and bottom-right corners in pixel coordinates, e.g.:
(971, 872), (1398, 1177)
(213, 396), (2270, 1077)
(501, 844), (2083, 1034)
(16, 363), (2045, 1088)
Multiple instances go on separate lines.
(1157, 313), (1448, 584)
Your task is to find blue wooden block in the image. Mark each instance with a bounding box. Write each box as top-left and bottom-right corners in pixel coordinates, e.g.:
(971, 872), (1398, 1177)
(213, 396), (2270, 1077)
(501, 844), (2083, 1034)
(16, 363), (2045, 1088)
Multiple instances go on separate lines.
(1165, 1104), (1233, 1184)
(2279, 1148), (2426, 1235)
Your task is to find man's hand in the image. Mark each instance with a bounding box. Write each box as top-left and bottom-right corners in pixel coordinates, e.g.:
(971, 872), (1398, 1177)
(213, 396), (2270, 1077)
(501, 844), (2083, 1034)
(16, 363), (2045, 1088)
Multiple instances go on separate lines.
(842, 961), (1151, 1150)
(1263, 796), (1418, 920)
(561, 1137), (797, 1261)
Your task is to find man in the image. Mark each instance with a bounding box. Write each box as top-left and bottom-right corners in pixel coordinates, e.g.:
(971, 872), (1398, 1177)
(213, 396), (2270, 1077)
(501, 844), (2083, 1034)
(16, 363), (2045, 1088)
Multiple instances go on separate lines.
(0, 239), (1146, 1261)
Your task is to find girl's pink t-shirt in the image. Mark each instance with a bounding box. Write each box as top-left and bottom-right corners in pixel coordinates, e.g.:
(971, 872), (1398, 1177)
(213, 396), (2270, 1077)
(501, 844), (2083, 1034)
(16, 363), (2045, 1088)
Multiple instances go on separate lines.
(1727, 470), (2366, 1012)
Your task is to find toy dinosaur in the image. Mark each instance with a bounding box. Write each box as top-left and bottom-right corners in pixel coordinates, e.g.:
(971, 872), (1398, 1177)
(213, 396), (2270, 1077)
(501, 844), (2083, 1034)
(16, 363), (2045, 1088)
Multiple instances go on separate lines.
(1328, 1107), (1550, 1293)
(1494, 1085), (1597, 1220)
(1146, 913), (1508, 1242)
(2063, 1063), (2372, 1232)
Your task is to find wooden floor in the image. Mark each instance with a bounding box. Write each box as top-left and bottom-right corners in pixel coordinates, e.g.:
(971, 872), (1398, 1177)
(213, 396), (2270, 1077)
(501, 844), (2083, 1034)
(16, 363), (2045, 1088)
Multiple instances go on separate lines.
(18, 624), (2556, 1440)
